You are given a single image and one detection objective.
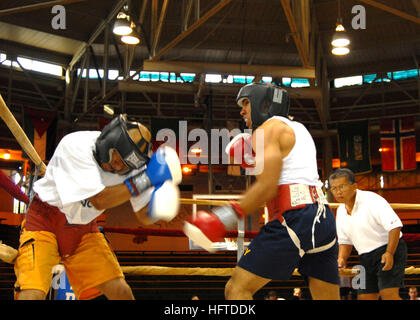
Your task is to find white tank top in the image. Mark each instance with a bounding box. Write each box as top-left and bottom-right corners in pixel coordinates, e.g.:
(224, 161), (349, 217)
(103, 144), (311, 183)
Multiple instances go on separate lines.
(268, 116), (321, 187)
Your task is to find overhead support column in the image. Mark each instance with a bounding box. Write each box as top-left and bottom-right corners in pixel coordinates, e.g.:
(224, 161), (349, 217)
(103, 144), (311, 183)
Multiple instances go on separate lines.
(71, 52), (88, 113)
(182, 0), (194, 31)
(63, 68), (73, 134)
(83, 49), (90, 113)
(280, 0), (310, 68)
(103, 23), (110, 99)
(151, 0), (169, 56)
(281, 0), (329, 133)
(150, 0), (158, 57)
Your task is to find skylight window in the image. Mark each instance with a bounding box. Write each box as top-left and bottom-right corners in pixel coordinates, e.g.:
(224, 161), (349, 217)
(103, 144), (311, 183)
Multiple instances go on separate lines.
(180, 73), (195, 82)
(282, 77), (292, 86)
(392, 69), (419, 81)
(261, 76), (272, 83)
(290, 78), (310, 88)
(334, 75), (363, 88)
(16, 57), (62, 76)
(108, 69), (119, 80)
(205, 74), (222, 83)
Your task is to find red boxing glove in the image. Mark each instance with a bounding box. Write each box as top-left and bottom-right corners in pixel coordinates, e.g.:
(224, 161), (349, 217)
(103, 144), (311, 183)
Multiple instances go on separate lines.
(183, 202), (245, 252)
(225, 133), (255, 169)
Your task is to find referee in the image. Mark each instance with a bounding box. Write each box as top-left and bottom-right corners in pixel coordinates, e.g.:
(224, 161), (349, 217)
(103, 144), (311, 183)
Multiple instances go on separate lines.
(329, 168), (407, 300)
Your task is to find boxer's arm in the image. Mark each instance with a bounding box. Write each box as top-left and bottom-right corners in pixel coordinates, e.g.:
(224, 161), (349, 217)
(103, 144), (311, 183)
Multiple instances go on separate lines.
(134, 206), (155, 225)
(237, 121), (292, 215)
(88, 184), (132, 211)
(183, 121), (293, 250)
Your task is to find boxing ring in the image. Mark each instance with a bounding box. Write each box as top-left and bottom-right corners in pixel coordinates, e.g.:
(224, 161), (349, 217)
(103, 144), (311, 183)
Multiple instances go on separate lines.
(1, 169), (420, 277)
(0, 93), (420, 279)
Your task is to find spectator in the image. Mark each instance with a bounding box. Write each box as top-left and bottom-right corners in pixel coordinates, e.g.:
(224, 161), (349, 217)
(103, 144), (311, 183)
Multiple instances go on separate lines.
(292, 287), (303, 300)
(408, 287), (420, 300)
(267, 290), (279, 300)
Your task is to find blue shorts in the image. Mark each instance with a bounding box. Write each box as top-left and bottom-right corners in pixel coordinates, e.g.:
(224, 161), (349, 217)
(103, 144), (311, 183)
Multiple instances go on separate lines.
(237, 203), (339, 285)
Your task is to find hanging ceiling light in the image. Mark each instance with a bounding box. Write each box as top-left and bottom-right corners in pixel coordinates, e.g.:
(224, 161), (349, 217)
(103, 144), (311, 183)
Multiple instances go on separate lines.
(331, 0), (350, 56)
(121, 27), (140, 45)
(331, 20), (350, 47)
(331, 46), (350, 56)
(113, 11), (132, 36)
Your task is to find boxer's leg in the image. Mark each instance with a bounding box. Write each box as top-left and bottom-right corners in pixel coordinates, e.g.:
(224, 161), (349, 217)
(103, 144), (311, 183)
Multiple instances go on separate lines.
(14, 230), (60, 300)
(64, 233), (134, 300)
(225, 266), (270, 300)
(308, 277), (340, 300)
(96, 277), (134, 300)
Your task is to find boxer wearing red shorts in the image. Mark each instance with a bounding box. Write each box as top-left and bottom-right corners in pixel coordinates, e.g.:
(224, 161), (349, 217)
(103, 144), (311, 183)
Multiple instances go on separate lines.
(14, 114), (182, 300)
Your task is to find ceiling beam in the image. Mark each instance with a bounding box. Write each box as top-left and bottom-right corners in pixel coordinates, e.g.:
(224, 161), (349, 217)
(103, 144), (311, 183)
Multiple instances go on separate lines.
(0, 0), (87, 16)
(143, 60), (315, 78)
(182, 0), (194, 31)
(358, 0), (420, 24)
(151, 0), (170, 56)
(0, 22), (84, 57)
(280, 0), (311, 68)
(150, 0), (158, 56)
(68, 0), (127, 70)
(412, 0), (420, 17)
(149, 0), (232, 62)
(118, 80), (322, 100)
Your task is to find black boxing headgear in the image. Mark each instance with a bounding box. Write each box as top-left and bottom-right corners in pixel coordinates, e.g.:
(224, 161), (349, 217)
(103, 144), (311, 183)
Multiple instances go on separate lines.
(236, 83), (290, 130)
(94, 114), (152, 171)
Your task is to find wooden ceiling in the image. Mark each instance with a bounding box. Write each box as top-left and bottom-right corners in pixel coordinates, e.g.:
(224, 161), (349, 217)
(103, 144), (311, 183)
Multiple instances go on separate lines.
(0, 0), (419, 150)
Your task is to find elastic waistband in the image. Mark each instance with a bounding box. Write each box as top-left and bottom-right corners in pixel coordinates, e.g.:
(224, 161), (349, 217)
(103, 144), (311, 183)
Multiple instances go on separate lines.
(267, 184), (326, 222)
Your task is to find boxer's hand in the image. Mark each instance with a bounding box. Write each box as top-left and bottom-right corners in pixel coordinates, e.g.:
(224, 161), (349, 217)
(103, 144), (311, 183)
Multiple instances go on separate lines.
(125, 146), (182, 197)
(183, 202), (245, 252)
(147, 181), (180, 223)
(225, 133), (255, 169)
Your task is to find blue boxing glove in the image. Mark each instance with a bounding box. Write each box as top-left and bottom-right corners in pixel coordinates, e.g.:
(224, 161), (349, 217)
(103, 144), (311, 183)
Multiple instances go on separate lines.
(147, 181), (180, 223)
(124, 146), (182, 197)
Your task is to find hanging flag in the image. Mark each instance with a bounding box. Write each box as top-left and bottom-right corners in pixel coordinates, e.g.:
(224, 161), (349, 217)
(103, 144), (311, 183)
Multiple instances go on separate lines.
(337, 120), (371, 174)
(380, 117), (416, 171)
(23, 108), (57, 161)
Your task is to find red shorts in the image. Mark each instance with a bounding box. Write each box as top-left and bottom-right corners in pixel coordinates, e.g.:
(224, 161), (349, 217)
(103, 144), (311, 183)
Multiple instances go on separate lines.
(14, 196), (125, 299)
(14, 229), (125, 299)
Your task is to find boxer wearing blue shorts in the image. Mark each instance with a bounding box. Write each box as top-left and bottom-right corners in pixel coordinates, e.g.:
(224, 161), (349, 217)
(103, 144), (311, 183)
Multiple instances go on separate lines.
(238, 203), (339, 285)
(184, 83), (341, 300)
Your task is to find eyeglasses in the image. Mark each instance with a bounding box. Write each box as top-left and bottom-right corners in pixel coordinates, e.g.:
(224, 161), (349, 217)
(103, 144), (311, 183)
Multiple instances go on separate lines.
(329, 184), (351, 193)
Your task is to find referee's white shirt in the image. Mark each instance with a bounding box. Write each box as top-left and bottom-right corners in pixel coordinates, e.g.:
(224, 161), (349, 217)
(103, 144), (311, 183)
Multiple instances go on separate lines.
(336, 189), (403, 255)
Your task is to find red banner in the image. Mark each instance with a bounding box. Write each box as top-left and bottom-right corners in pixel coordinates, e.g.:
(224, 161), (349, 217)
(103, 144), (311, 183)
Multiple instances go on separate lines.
(380, 117), (416, 171)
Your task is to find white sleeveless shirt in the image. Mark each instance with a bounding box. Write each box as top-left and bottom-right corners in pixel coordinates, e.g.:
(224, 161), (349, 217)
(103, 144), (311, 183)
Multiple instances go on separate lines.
(268, 116), (321, 187)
